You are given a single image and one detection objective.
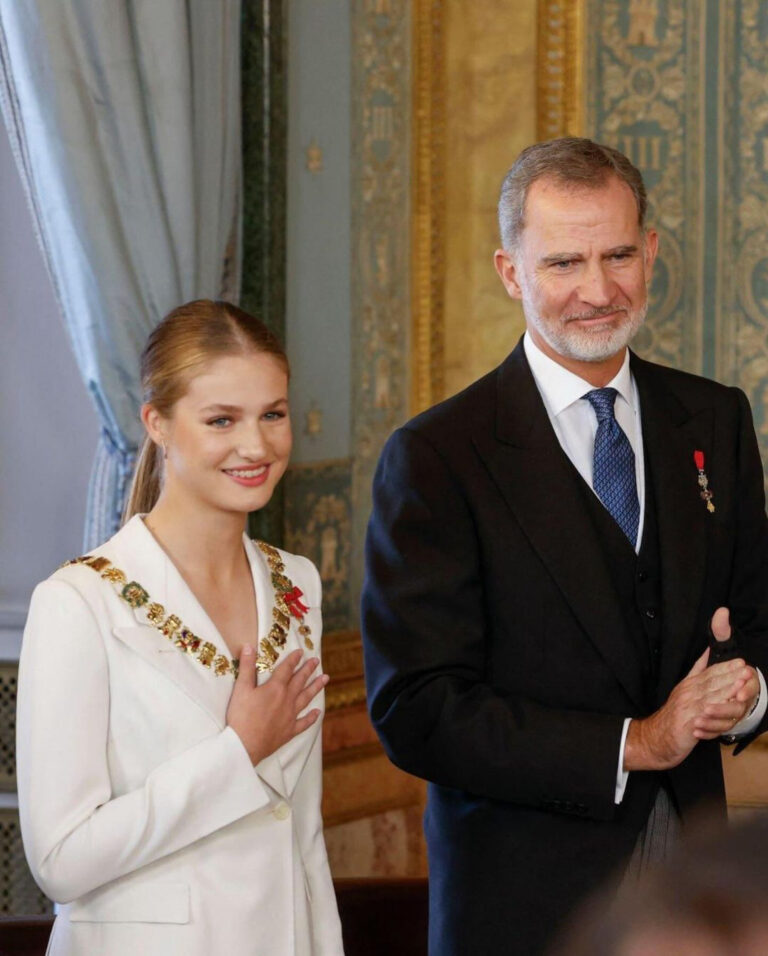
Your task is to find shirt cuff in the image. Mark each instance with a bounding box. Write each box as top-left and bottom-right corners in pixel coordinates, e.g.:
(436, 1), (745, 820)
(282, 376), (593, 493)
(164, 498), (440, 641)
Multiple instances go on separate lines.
(615, 717), (631, 804)
(729, 667), (767, 736)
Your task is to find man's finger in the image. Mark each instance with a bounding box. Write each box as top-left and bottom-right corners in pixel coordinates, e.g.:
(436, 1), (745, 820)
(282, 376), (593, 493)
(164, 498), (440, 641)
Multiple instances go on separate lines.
(687, 647), (710, 676)
(711, 606), (731, 642)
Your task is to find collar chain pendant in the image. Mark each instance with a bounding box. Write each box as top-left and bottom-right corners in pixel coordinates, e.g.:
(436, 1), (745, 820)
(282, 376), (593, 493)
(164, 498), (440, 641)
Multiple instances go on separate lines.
(60, 540), (314, 676)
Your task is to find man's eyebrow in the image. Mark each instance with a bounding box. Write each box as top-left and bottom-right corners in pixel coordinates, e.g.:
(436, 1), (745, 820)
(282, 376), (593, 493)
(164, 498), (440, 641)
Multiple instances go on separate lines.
(538, 244), (639, 265)
(603, 244), (638, 256)
(539, 252), (583, 264)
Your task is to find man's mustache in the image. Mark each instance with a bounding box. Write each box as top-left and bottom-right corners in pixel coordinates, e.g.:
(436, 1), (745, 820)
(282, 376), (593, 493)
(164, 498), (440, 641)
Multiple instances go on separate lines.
(564, 305), (628, 323)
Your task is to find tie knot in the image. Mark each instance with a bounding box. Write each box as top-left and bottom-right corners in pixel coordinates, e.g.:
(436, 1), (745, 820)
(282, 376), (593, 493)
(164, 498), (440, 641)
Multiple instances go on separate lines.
(585, 387), (619, 423)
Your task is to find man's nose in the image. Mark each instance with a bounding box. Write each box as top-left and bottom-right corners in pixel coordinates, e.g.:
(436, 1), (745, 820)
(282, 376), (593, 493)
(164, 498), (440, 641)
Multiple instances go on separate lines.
(578, 263), (615, 306)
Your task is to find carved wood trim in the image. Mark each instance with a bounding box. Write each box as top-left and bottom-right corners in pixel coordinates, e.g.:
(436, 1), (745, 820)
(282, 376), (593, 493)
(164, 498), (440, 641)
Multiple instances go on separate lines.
(537, 0), (586, 139)
(411, 0), (446, 415)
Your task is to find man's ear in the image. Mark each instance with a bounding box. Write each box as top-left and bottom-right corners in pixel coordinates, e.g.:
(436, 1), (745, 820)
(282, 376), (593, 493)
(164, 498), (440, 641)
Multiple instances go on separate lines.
(643, 228), (659, 283)
(493, 248), (523, 300)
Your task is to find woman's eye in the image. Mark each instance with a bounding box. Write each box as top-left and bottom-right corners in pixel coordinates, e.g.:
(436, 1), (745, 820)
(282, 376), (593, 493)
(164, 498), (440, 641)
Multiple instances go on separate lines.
(207, 417), (232, 428)
(263, 410), (287, 421)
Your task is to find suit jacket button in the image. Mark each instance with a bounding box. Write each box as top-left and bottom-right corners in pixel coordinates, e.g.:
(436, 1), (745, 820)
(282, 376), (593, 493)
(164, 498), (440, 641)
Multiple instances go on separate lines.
(273, 802), (291, 821)
(645, 608), (657, 619)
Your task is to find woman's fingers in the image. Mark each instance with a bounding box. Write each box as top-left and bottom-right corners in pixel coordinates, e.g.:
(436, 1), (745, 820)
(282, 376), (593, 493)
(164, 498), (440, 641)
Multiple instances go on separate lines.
(291, 709), (321, 737)
(236, 644), (257, 687)
(294, 674), (329, 714)
(271, 648), (304, 682)
(288, 656), (320, 691)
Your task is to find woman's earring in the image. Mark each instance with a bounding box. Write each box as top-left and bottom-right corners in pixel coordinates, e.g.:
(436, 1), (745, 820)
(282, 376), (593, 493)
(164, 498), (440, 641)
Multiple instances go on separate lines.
(161, 441), (168, 460)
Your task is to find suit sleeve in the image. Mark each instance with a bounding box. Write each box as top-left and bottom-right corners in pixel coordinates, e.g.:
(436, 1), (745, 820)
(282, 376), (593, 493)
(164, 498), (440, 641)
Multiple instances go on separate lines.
(362, 427), (623, 820)
(17, 578), (272, 903)
(726, 388), (768, 749)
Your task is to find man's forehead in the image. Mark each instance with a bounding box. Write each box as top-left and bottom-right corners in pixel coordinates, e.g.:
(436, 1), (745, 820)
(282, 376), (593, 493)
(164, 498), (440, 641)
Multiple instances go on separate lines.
(521, 175), (643, 243)
(526, 172), (637, 209)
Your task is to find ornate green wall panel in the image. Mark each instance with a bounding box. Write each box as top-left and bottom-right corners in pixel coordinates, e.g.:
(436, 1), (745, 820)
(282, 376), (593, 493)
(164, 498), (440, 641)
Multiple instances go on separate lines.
(720, 1), (768, 445)
(349, 0), (411, 624)
(284, 460), (352, 633)
(585, 0), (705, 374)
(585, 0), (768, 483)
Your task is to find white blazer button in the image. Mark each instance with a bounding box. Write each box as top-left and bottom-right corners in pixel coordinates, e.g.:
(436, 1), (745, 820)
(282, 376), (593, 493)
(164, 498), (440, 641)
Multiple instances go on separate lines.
(273, 802), (291, 820)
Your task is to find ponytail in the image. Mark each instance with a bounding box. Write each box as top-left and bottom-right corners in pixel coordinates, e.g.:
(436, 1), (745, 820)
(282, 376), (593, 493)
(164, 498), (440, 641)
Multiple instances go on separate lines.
(122, 436), (163, 524)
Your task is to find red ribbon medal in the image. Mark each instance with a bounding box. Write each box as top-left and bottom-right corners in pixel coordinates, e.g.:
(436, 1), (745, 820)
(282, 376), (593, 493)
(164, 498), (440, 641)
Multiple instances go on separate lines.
(694, 450), (715, 513)
(284, 586), (309, 619)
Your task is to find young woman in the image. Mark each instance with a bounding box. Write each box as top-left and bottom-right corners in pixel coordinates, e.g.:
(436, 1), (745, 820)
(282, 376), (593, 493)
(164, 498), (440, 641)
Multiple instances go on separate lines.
(17, 300), (345, 956)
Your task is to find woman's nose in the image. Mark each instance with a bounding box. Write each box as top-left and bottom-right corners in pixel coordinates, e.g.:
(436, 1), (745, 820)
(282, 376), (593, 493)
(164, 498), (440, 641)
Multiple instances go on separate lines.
(236, 423), (268, 459)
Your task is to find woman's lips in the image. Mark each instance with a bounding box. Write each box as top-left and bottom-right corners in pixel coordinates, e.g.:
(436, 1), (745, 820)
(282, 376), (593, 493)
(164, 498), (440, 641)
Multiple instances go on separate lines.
(222, 465), (270, 487)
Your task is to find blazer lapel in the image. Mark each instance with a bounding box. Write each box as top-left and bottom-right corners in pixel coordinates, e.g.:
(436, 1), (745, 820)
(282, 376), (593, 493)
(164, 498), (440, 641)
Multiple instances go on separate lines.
(474, 342), (646, 710)
(106, 517), (234, 727)
(631, 356), (713, 697)
(111, 622), (231, 727)
(101, 517), (291, 797)
(243, 537), (289, 799)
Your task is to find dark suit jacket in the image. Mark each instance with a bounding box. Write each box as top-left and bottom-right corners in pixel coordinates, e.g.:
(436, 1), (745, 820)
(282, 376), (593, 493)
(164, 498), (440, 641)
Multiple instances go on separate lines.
(361, 339), (768, 956)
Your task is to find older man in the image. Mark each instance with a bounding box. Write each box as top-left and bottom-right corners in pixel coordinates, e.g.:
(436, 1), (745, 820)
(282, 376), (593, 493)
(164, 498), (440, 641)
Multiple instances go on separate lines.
(362, 138), (768, 956)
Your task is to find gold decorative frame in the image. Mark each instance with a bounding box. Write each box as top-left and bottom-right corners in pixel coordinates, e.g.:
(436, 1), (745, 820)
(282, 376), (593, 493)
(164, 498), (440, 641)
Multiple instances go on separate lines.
(410, 0), (446, 415)
(410, 0), (585, 412)
(322, 629), (366, 712)
(537, 0), (586, 140)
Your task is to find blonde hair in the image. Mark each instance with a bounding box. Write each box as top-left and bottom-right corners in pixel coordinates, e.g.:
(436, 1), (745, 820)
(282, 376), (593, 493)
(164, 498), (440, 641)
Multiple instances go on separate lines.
(123, 299), (288, 522)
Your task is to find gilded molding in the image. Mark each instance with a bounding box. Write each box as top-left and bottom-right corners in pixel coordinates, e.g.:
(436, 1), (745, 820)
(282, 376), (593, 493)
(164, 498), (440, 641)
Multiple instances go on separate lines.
(537, 0), (585, 139)
(411, 0), (445, 415)
(326, 679), (367, 712)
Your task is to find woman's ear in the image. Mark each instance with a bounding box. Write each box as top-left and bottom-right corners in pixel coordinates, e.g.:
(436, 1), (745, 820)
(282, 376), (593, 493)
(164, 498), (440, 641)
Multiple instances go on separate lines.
(140, 404), (166, 447)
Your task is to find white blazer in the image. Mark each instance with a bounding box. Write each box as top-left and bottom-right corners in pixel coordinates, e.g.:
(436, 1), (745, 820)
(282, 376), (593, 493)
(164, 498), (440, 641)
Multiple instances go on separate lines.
(17, 515), (345, 956)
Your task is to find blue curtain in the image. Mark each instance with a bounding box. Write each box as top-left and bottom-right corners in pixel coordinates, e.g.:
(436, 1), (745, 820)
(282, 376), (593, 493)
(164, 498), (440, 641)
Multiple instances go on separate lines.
(0, 0), (242, 548)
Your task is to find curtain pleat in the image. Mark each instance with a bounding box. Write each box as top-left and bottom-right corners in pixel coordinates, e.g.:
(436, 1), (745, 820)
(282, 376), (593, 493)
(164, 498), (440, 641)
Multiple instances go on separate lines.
(0, 0), (242, 548)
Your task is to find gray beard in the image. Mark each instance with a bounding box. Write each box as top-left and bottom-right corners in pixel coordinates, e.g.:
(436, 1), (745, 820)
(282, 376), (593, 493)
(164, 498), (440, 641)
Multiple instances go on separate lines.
(526, 301), (648, 363)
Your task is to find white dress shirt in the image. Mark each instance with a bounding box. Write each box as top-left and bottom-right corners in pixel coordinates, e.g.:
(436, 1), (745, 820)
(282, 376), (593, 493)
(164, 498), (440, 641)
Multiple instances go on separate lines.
(523, 332), (766, 803)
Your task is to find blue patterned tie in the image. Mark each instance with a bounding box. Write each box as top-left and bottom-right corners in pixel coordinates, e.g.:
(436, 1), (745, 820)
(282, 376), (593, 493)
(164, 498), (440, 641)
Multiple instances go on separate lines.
(584, 388), (640, 548)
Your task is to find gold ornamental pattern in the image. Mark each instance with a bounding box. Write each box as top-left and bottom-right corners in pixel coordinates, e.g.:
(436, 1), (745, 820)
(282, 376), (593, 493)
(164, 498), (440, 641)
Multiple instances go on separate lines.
(61, 542), (313, 676)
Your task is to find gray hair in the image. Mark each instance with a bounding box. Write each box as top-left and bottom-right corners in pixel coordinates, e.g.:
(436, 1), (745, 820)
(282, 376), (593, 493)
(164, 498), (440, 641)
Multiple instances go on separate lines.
(498, 137), (648, 251)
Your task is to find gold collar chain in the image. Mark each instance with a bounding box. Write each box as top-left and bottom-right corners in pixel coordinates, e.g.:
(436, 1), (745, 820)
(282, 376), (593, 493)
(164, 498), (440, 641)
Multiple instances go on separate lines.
(61, 541), (314, 677)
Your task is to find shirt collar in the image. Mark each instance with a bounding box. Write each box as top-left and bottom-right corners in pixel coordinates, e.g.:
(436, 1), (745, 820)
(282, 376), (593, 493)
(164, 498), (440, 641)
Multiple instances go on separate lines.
(523, 331), (634, 417)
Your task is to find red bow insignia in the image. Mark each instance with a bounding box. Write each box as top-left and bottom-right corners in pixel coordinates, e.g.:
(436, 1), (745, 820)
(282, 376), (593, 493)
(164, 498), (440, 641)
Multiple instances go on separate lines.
(694, 450), (715, 513)
(284, 586), (309, 619)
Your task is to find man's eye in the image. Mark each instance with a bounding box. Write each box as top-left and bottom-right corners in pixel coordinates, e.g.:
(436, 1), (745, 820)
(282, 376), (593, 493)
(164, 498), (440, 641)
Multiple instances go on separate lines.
(552, 260), (574, 270)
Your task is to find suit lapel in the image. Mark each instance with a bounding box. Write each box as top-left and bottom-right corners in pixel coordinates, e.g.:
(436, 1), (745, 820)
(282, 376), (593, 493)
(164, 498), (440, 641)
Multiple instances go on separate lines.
(474, 342), (646, 709)
(632, 356), (713, 697)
